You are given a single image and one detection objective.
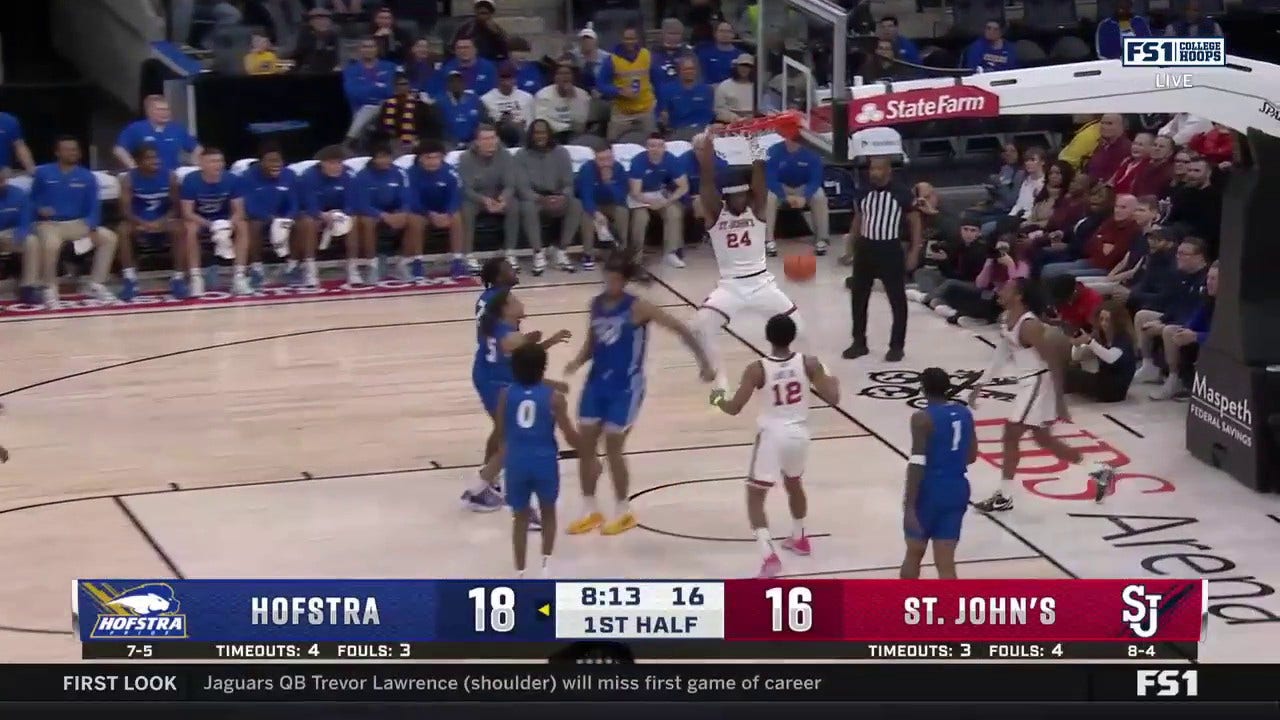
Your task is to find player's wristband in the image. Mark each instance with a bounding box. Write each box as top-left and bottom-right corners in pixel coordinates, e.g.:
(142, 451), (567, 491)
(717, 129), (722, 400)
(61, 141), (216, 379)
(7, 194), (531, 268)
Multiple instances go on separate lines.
(908, 455), (926, 466)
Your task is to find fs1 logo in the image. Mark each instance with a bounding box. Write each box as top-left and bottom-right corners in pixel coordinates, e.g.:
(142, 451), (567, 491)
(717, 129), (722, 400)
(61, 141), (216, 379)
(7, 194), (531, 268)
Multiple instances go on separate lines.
(1137, 670), (1199, 697)
(1121, 584), (1161, 638)
(1122, 37), (1225, 67)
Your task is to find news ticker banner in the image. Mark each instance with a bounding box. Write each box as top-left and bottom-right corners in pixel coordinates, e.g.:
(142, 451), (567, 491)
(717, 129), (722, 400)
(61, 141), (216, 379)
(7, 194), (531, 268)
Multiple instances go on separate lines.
(0, 665), (1264, 703)
(75, 578), (1205, 660)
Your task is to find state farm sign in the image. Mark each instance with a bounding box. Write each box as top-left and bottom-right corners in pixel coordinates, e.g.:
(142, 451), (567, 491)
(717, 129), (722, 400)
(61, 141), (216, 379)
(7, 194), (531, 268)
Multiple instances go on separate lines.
(849, 86), (1001, 127)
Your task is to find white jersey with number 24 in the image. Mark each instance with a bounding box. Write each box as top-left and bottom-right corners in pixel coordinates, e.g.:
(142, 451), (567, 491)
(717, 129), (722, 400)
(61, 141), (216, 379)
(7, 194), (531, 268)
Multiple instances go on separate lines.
(709, 207), (767, 280)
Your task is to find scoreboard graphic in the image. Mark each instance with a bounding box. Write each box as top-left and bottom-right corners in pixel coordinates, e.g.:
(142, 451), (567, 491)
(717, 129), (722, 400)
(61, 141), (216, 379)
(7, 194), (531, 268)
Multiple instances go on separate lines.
(74, 578), (1206, 661)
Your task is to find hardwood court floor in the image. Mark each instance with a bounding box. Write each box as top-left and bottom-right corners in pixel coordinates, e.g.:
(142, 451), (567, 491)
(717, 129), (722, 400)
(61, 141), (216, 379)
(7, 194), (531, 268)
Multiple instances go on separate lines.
(1, 248), (1272, 663)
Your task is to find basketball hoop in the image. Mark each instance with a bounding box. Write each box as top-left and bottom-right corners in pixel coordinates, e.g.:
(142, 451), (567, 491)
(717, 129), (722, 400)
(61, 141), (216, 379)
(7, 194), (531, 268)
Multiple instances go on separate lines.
(711, 110), (805, 161)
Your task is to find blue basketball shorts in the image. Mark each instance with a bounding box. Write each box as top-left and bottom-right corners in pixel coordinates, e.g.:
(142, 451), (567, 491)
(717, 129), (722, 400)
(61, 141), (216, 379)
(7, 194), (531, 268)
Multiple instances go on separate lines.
(472, 375), (507, 416)
(578, 379), (645, 433)
(504, 456), (560, 512)
(905, 503), (967, 542)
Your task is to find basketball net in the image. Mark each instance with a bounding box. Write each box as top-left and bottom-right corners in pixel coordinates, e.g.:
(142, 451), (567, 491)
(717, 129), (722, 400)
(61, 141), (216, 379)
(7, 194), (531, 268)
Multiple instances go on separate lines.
(713, 111), (804, 162)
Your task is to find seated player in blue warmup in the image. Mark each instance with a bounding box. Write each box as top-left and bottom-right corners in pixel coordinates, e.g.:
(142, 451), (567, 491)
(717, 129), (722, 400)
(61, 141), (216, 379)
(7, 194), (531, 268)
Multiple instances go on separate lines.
(902, 367), (978, 579)
(179, 148), (249, 297)
(407, 139), (467, 280)
(497, 342), (583, 578)
(353, 144), (417, 286)
(240, 142), (302, 289)
(296, 145), (357, 282)
(466, 285), (572, 513)
(116, 144), (179, 300)
(564, 253), (716, 536)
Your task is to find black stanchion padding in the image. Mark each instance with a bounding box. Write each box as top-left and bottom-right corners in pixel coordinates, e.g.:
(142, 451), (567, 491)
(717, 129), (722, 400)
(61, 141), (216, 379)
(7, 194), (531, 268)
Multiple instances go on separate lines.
(1186, 130), (1280, 492)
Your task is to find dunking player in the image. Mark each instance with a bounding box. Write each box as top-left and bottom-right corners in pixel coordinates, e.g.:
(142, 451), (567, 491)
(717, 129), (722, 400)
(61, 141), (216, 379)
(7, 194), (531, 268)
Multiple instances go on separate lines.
(564, 253), (716, 536)
(968, 279), (1114, 512)
(498, 343), (582, 577)
(711, 314), (840, 578)
(691, 127), (803, 392)
(902, 368), (976, 580)
(465, 283), (571, 512)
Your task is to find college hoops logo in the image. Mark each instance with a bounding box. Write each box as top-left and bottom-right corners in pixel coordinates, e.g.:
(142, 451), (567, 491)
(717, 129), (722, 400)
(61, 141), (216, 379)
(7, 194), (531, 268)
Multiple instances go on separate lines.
(850, 86), (1000, 128)
(81, 582), (189, 639)
(858, 369), (1018, 408)
(1121, 584), (1162, 639)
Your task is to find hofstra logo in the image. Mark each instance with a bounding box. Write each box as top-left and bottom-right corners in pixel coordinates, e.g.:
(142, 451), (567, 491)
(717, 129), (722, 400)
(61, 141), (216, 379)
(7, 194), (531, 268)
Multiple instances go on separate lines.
(83, 582), (188, 639)
(1190, 373), (1253, 448)
(851, 86), (1000, 127)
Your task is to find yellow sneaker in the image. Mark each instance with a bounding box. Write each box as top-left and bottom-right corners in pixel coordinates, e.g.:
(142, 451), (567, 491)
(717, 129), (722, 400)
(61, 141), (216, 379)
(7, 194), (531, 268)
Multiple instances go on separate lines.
(567, 512), (604, 535)
(601, 512), (637, 536)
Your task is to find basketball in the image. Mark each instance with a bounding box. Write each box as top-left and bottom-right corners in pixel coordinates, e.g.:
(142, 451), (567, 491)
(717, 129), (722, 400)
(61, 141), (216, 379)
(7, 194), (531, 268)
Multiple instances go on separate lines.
(784, 253), (817, 281)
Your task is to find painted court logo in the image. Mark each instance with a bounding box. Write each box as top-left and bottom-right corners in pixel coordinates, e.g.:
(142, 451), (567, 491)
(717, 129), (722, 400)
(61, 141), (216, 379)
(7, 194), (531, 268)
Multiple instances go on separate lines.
(83, 582), (188, 639)
(850, 86), (1000, 128)
(859, 369), (1017, 408)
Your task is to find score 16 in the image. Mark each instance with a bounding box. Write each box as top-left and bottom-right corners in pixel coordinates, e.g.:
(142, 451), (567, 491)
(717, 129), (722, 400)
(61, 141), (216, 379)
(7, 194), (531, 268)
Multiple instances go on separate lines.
(722, 580), (844, 641)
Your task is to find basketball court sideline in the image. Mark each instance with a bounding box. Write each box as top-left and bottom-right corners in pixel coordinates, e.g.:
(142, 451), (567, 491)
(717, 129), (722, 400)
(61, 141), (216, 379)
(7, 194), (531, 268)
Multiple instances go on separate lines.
(0, 249), (1276, 663)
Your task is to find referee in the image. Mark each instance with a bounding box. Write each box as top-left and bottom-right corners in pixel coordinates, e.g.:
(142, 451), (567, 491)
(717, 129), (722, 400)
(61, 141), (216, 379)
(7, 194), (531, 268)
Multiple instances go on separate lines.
(843, 157), (922, 362)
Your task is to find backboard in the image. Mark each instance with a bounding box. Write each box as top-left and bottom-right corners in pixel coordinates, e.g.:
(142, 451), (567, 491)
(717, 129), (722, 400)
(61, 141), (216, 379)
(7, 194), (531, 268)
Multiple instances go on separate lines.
(755, 0), (851, 161)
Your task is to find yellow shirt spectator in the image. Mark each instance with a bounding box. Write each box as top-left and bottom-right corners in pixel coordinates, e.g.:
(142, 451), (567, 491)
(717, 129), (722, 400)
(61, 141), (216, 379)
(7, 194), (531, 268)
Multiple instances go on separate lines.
(602, 46), (656, 115)
(244, 50), (281, 75)
(1059, 118), (1101, 170)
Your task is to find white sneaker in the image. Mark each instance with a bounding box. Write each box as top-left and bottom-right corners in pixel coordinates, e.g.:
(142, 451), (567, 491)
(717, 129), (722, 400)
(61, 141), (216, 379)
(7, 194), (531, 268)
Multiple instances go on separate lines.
(395, 257), (412, 281)
(42, 286), (59, 308)
(188, 273), (205, 297)
(231, 274), (252, 296)
(905, 288), (927, 303)
(86, 282), (117, 303)
(346, 270), (363, 287)
(550, 246), (573, 271)
(303, 264), (319, 288)
(664, 252), (686, 268)
(465, 255), (482, 274)
(531, 249), (548, 276)
(957, 316), (991, 329)
(815, 239), (829, 256)
(365, 259), (381, 284)
(933, 304), (956, 318)
(505, 251), (521, 274)
(1133, 361), (1162, 384)
(1149, 377), (1183, 401)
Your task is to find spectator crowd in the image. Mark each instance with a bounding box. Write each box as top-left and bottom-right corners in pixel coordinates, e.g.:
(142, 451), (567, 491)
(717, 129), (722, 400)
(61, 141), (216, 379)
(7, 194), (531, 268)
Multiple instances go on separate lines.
(0, 1), (1233, 411)
(903, 110), (1227, 404)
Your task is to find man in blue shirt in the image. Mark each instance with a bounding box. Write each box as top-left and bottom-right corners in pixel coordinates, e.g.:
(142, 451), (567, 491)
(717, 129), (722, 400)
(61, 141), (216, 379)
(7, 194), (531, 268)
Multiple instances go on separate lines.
(876, 17), (922, 65)
(961, 21), (1018, 72)
(117, 144), (179, 300)
(0, 112), (36, 174)
(31, 136), (119, 304)
(0, 168), (37, 303)
(658, 57), (715, 142)
(408, 139), (467, 279)
(764, 136), (831, 257)
(343, 37), (400, 146)
(695, 21), (740, 84)
(436, 70), (487, 148)
(180, 147), (249, 296)
(575, 146), (630, 271)
(296, 144), (357, 283)
(113, 96), (202, 172)
(354, 144), (416, 285)
(628, 133), (688, 268)
(650, 18), (692, 98)
(439, 36), (498, 97)
(240, 142), (301, 289)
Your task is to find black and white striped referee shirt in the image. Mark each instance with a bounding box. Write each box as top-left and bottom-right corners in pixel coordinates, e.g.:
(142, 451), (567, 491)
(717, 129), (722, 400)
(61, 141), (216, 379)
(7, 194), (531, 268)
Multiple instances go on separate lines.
(854, 182), (915, 241)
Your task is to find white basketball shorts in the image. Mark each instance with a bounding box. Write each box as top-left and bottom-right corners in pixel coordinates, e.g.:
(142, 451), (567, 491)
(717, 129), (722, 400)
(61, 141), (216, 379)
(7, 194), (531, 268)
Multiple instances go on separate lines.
(1007, 371), (1058, 428)
(702, 273), (795, 323)
(747, 427), (810, 488)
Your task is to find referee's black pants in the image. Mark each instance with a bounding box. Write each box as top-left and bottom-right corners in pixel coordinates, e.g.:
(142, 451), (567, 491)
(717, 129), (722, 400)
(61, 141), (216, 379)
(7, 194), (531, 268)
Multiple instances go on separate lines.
(849, 237), (909, 351)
